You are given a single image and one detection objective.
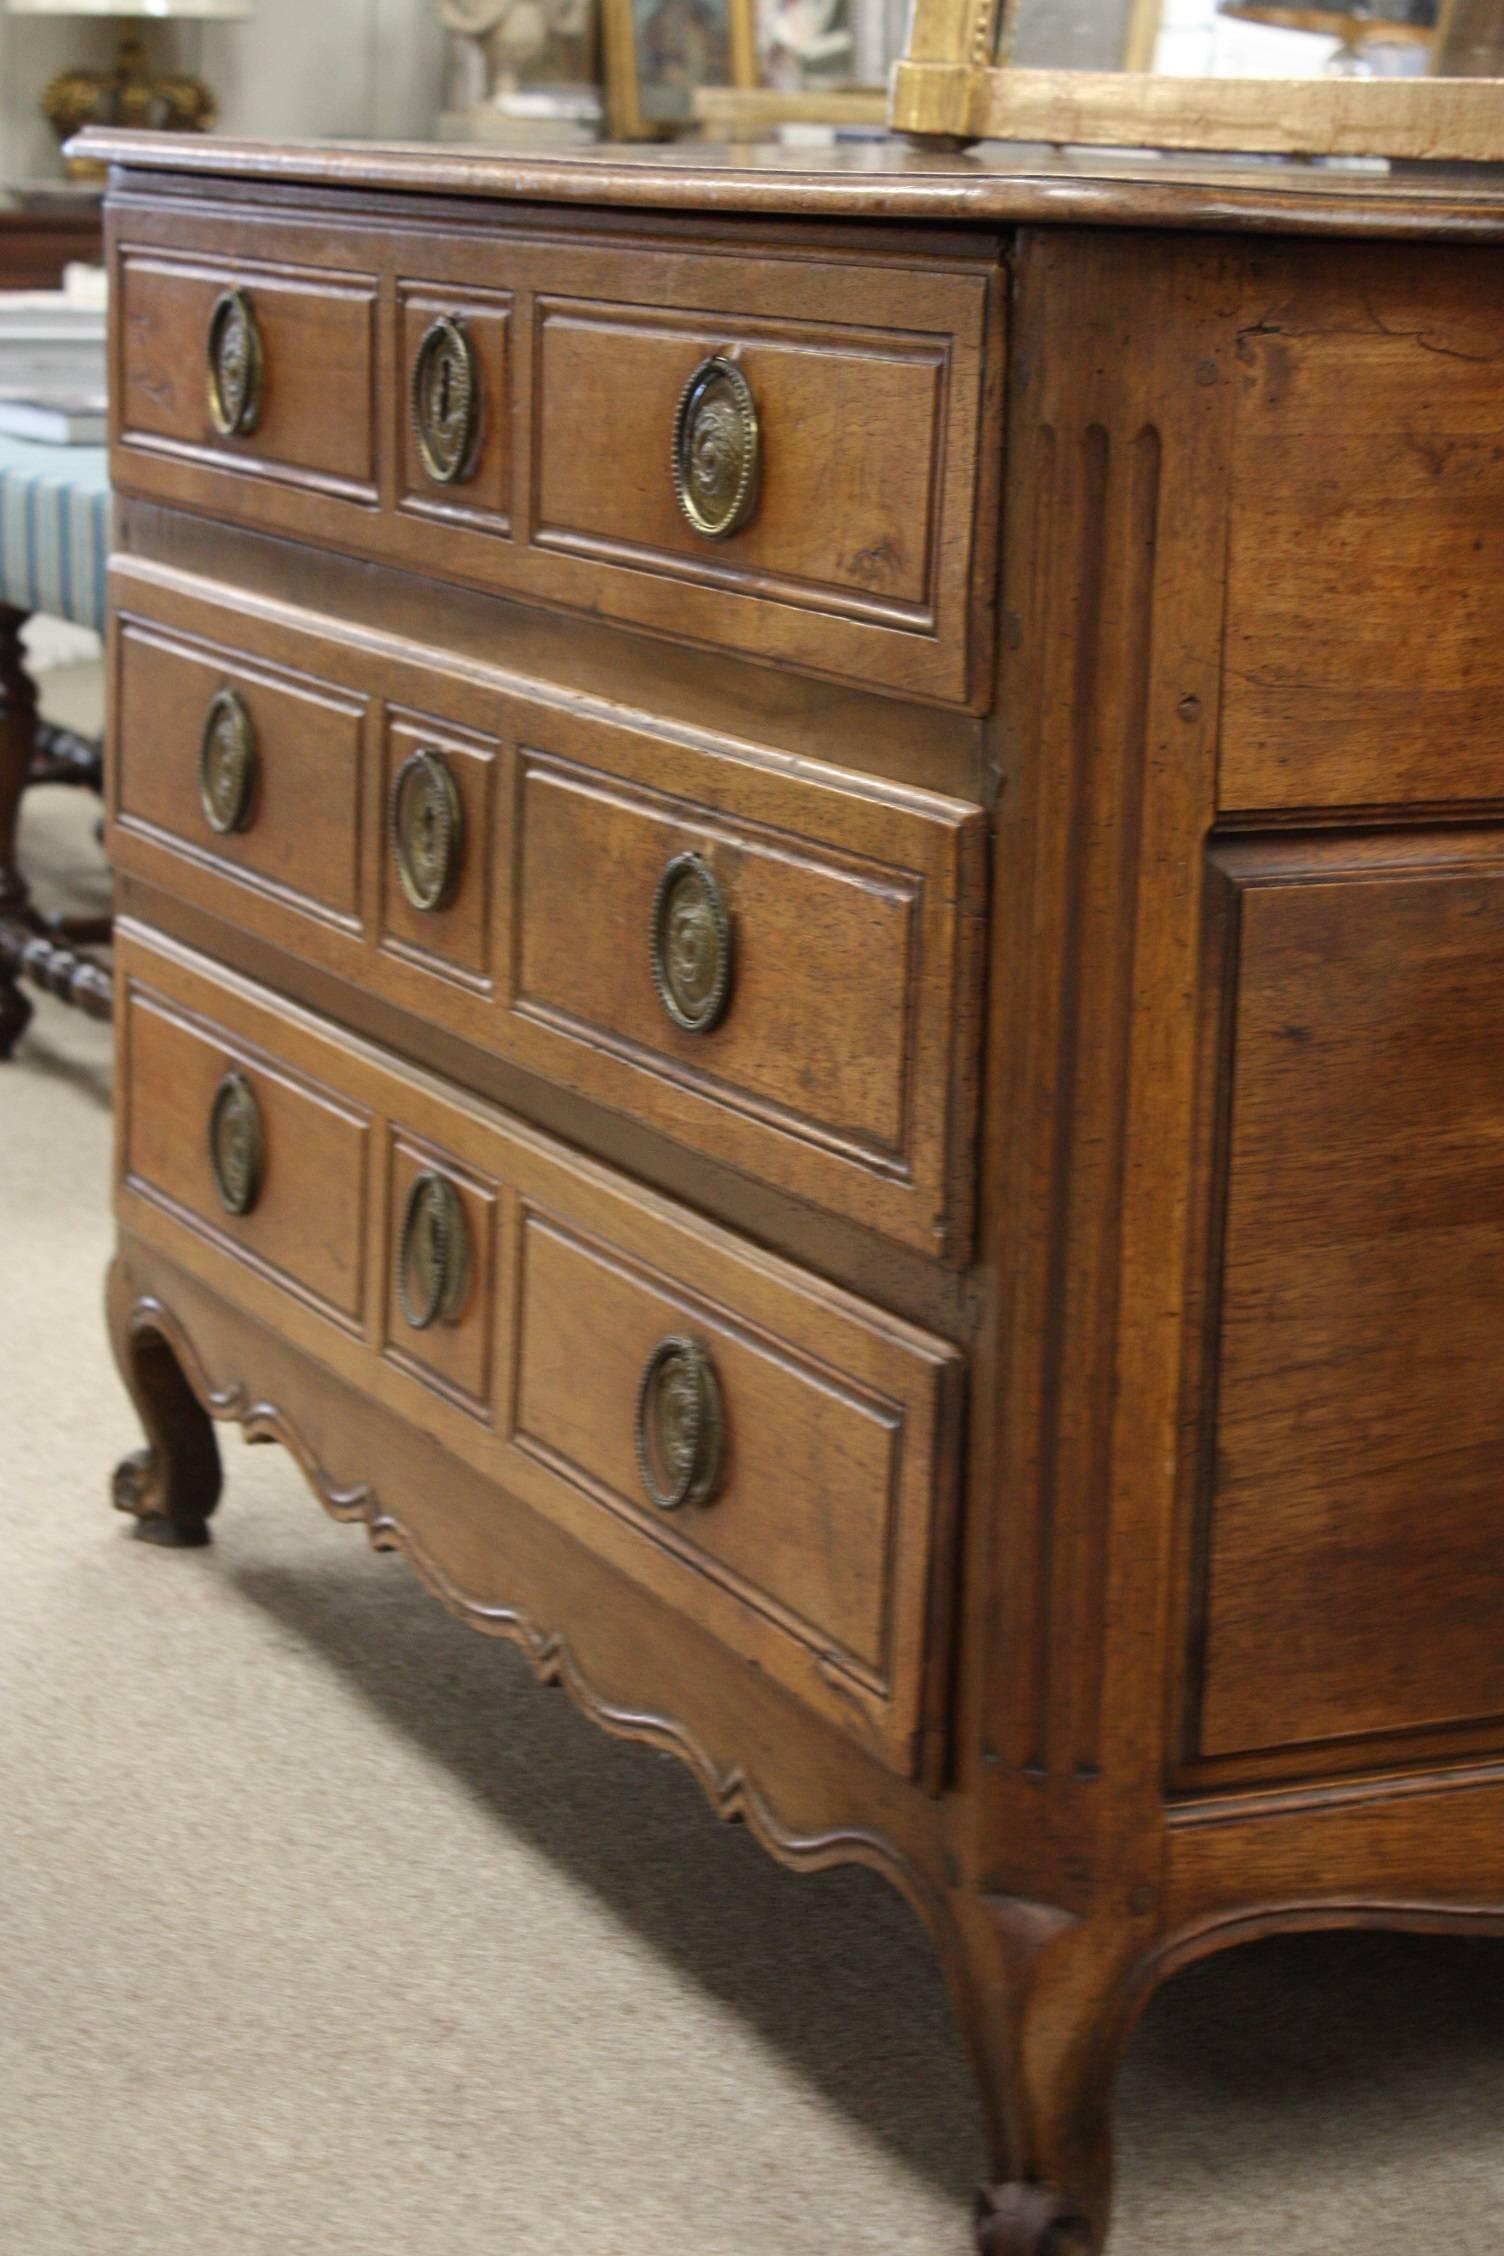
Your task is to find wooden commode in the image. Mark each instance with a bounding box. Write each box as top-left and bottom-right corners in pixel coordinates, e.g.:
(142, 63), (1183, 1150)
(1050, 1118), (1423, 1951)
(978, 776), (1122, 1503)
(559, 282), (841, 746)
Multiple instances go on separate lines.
(87, 127), (1504, 2253)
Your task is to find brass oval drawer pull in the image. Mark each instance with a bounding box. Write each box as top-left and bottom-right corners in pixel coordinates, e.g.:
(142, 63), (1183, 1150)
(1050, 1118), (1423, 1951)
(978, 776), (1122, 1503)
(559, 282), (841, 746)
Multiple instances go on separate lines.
(208, 1069), (264, 1217)
(391, 747), (464, 914)
(199, 686), (258, 835)
(411, 314), (479, 486)
(649, 851), (732, 1034)
(671, 355), (759, 540)
(398, 1169), (471, 1332)
(206, 287), (264, 438)
(635, 1335), (723, 1512)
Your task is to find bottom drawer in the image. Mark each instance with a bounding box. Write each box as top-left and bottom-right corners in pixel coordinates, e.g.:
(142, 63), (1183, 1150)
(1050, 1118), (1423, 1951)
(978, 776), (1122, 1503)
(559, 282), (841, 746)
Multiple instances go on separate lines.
(115, 922), (962, 1782)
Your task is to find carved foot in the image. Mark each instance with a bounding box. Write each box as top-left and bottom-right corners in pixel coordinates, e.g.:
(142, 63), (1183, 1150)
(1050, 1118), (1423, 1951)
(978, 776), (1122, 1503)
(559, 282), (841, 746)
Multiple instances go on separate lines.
(939, 1893), (1155, 2256)
(112, 1446), (214, 1546)
(976, 2183), (1093, 2256)
(107, 1264), (224, 1546)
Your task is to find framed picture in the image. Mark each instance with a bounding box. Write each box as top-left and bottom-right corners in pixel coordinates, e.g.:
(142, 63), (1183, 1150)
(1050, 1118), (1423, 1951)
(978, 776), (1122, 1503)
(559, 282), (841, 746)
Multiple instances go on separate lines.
(604, 0), (759, 135)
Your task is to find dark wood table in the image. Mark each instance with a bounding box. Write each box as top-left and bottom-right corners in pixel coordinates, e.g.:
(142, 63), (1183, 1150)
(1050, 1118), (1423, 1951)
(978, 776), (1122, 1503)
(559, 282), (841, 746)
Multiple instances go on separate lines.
(0, 195), (103, 290)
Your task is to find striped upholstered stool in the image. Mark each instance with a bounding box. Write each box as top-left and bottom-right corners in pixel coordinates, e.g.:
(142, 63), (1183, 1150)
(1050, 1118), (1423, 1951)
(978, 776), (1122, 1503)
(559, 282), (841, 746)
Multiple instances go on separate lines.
(0, 434), (111, 1053)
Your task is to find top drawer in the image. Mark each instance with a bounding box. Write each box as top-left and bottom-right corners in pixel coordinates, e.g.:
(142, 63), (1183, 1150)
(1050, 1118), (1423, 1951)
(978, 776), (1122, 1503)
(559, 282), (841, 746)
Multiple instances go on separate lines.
(109, 198), (1003, 708)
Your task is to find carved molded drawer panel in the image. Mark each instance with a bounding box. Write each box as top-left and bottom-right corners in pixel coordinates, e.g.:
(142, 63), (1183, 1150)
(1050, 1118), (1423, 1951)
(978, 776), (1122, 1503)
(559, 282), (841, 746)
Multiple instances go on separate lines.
(513, 749), (965, 1207)
(117, 246), (378, 500)
(113, 614), (367, 932)
(512, 1204), (946, 1736)
(396, 281), (513, 531)
(523, 245), (999, 705)
(115, 926), (961, 1780)
(120, 979), (370, 1330)
(535, 305), (943, 623)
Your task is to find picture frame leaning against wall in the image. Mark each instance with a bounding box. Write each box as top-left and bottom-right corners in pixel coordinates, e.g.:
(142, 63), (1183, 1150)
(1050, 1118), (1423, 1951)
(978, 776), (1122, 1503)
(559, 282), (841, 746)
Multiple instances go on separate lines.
(602, 0), (760, 136)
(890, 0), (1504, 158)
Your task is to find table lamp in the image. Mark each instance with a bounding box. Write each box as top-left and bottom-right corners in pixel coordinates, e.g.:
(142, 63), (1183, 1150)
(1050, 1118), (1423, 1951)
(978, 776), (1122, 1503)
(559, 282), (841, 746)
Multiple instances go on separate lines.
(7, 0), (255, 177)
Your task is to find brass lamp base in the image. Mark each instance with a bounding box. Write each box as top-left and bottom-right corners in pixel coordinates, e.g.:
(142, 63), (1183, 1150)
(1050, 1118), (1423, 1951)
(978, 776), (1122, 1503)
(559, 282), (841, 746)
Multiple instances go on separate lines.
(44, 35), (217, 181)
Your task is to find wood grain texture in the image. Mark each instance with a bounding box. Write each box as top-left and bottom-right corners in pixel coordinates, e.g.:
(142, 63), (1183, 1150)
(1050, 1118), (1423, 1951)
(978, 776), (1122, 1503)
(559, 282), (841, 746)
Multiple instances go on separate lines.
(107, 564), (988, 1260)
(1221, 240), (1504, 815)
(116, 246), (379, 499)
(534, 302), (945, 618)
(116, 921), (964, 1783)
(396, 283), (513, 532)
(113, 614), (367, 930)
(379, 709), (499, 993)
(515, 753), (937, 1182)
(381, 1131), (500, 1416)
(108, 194), (1004, 708)
(119, 979), (373, 1330)
(1164, 1767), (1504, 1939)
(1188, 831), (1504, 1767)
(78, 130), (1504, 242)
(113, 504), (992, 805)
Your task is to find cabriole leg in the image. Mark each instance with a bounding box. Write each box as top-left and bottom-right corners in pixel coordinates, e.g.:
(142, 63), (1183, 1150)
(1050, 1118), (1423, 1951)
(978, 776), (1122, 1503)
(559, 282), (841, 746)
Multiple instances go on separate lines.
(107, 1259), (223, 1547)
(941, 1889), (1151, 2256)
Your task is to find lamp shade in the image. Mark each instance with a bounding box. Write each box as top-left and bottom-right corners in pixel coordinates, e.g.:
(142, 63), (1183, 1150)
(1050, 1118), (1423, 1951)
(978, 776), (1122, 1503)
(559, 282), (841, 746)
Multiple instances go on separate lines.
(7, 1), (255, 18)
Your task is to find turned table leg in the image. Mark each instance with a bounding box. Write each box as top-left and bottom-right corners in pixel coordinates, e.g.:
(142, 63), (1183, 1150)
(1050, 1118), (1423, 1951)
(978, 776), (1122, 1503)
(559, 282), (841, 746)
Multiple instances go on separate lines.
(0, 603), (37, 1057)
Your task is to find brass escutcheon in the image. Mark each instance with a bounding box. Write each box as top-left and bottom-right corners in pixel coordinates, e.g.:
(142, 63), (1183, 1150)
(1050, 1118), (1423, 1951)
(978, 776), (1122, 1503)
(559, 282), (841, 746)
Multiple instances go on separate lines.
(206, 287), (264, 438)
(398, 1169), (470, 1332)
(649, 851), (732, 1034)
(635, 1335), (723, 1512)
(208, 1070), (264, 1217)
(671, 355), (759, 540)
(411, 313), (479, 485)
(391, 747), (463, 913)
(199, 686), (257, 835)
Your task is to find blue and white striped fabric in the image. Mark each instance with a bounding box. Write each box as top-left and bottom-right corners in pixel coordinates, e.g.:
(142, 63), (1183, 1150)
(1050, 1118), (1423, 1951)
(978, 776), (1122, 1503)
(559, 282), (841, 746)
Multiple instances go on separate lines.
(0, 436), (109, 633)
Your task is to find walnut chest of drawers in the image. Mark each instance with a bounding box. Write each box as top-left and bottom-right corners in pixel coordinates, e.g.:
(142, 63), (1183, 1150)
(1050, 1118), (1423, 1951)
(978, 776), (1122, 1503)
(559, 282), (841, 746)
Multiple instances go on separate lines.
(82, 127), (1504, 2254)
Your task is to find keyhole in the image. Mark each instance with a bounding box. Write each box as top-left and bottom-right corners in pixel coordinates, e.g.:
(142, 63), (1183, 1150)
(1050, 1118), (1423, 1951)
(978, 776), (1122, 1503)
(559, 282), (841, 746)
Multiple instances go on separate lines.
(436, 355), (452, 426)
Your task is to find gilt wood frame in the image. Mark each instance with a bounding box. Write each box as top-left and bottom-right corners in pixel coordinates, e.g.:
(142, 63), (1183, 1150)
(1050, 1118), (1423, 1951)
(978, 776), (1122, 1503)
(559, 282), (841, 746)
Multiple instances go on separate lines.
(890, 0), (1504, 158)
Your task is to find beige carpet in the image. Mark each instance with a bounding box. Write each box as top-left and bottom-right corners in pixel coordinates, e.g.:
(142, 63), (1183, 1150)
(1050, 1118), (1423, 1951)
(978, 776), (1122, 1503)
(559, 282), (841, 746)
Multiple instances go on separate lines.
(4, 743), (1504, 2255)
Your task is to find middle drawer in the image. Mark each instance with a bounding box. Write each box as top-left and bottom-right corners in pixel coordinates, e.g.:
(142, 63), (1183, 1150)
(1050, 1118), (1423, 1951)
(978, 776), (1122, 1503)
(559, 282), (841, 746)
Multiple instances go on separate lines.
(110, 566), (987, 1261)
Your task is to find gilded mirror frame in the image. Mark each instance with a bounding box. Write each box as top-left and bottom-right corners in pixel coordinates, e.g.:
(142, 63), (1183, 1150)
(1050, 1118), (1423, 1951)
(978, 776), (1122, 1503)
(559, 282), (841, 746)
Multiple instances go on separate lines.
(890, 0), (1504, 157)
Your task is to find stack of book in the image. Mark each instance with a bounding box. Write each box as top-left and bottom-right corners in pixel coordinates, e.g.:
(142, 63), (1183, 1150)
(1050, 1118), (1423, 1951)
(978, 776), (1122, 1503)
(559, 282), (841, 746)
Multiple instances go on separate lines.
(0, 283), (107, 447)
